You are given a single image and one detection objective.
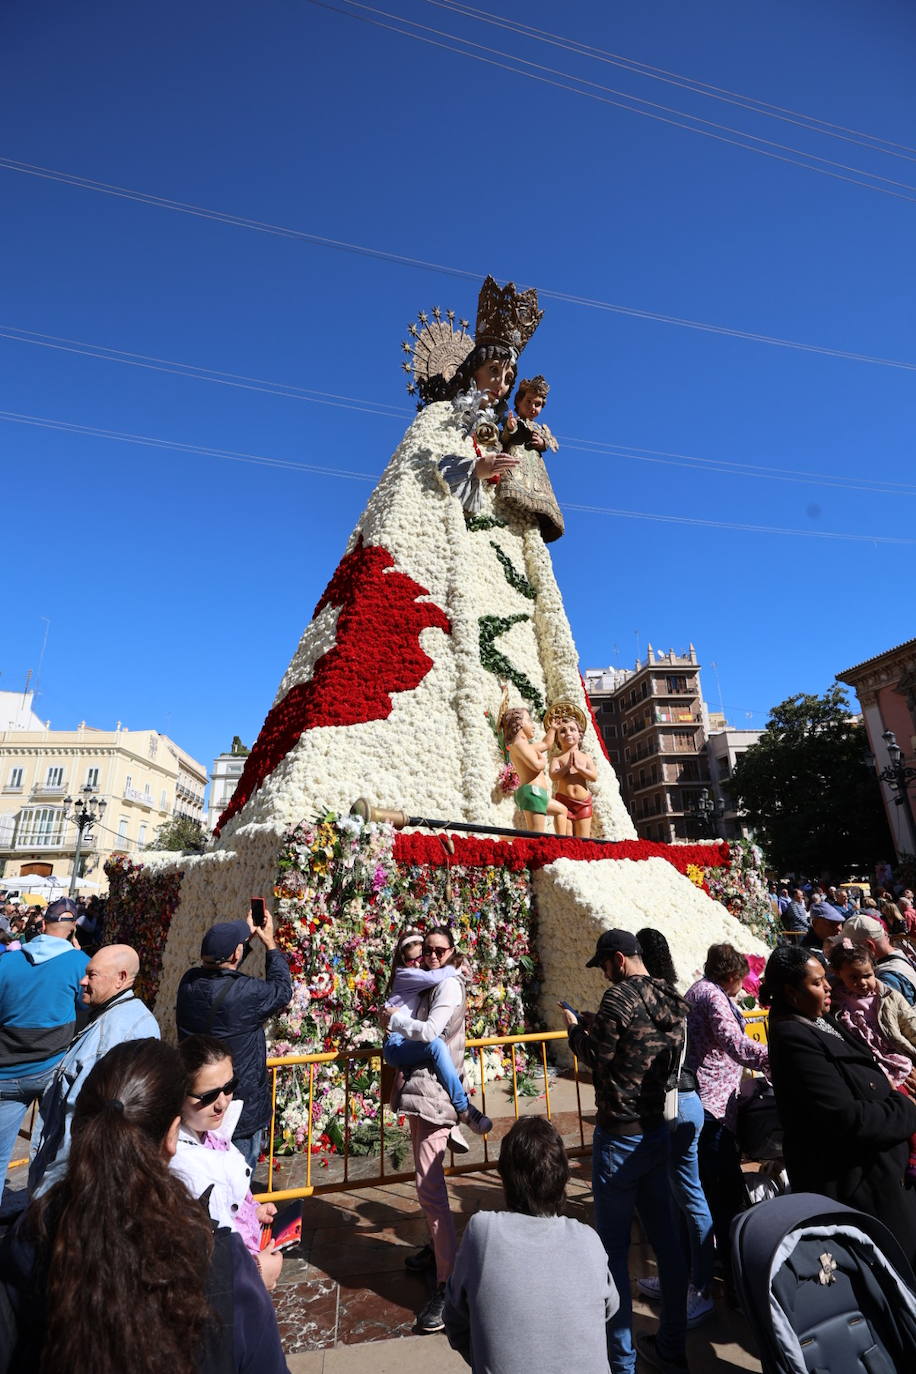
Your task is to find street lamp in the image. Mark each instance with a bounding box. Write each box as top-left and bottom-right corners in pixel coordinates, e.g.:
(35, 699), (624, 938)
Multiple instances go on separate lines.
(692, 788), (727, 839)
(877, 730), (916, 852)
(63, 785), (107, 898)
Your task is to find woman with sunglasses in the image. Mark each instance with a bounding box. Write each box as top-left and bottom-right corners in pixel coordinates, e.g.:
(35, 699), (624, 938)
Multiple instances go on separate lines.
(380, 926), (480, 1335)
(171, 1034), (283, 1290)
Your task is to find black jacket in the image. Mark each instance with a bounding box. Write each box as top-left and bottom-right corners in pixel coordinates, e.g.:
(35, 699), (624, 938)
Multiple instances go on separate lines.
(176, 950), (292, 1137)
(768, 1012), (916, 1265)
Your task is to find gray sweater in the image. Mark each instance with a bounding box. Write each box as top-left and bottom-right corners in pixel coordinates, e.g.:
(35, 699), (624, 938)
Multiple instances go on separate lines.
(444, 1211), (617, 1373)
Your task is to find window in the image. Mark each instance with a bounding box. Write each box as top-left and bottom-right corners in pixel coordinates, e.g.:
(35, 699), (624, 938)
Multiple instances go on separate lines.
(8, 768), (22, 789)
(86, 767), (99, 789)
(160, 790), (168, 811)
(17, 807), (65, 846)
(666, 675), (688, 694)
(46, 766), (64, 788)
(125, 775), (132, 792)
(117, 818), (129, 842)
(138, 823), (147, 847)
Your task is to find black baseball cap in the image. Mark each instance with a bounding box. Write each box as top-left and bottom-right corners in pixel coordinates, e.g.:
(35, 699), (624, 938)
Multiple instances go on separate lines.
(585, 929), (641, 968)
(201, 919), (251, 961)
(46, 897), (79, 923)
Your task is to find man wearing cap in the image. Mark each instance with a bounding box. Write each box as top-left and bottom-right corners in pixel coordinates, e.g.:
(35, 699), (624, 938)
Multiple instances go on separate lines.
(176, 908), (292, 1169)
(800, 901), (844, 966)
(844, 913), (916, 1006)
(561, 930), (689, 1374)
(0, 896), (89, 1204)
(29, 942), (159, 1197)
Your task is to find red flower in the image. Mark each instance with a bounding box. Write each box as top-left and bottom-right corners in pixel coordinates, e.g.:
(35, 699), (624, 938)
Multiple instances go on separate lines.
(215, 536), (450, 835)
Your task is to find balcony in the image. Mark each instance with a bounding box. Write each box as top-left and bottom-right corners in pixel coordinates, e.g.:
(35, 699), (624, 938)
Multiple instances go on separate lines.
(30, 784), (67, 798)
(123, 786), (154, 808)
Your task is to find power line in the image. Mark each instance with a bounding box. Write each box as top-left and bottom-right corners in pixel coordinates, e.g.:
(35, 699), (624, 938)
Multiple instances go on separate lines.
(5, 325), (916, 498)
(1, 168), (915, 373)
(308, 0), (916, 204)
(419, 0), (916, 164)
(1, 407), (913, 546)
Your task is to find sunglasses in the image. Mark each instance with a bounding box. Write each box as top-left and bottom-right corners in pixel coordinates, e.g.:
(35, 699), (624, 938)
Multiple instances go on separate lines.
(423, 945), (451, 959)
(188, 1076), (237, 1107)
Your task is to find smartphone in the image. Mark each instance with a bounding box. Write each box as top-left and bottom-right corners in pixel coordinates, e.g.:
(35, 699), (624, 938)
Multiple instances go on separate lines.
(250, 897), (266, 928)
(558, 1000), (579, 1018)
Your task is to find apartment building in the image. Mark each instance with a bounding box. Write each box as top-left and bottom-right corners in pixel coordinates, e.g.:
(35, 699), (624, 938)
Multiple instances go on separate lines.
(207, 736), (250, 834)
(0, 692), (207, 890)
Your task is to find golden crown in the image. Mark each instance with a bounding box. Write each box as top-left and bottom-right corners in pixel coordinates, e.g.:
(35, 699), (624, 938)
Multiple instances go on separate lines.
(475, 275), (543, 356)
(517, 374), (549, 399)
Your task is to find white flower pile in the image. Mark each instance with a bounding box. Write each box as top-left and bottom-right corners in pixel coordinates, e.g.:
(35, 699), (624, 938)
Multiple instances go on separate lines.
(534, 856), (771, 1058)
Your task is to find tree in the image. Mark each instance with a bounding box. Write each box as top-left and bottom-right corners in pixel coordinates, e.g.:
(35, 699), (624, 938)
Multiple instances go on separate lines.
(728, 686), (892, 878)
(145, 815), (209, 853)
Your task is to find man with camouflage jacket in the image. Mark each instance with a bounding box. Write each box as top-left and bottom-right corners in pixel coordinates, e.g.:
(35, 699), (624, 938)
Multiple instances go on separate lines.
(563, 929), (689, 1374)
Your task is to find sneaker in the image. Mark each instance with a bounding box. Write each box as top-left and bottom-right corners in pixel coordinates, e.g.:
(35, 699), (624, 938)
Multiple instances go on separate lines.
(404, 1243), (436, 1273)
(686, 1284), (714, 1328)
(636, 1274), (661, 1301)
(635, 1330), (689, 1373)
(448, 1124), (470, 1154)
(416, 1283), (447, 1333)
(459, 1103), (493, 1136)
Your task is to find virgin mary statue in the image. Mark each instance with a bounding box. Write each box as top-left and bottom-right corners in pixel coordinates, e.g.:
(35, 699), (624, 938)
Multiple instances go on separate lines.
(215, 276), (635, 843)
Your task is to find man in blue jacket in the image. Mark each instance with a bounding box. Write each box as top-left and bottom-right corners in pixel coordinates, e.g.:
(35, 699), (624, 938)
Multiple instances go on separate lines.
(29, 942), (159, 1197)
(176, 908), (292, 1169)
(0, 897), (89, 1202)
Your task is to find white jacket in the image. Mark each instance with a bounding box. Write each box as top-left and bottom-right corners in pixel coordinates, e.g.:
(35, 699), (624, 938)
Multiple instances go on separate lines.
(170, 1098), (255, 1235)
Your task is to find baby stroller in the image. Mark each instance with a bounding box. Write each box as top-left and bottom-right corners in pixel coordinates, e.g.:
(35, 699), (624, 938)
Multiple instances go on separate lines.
(731, 1191), (916, 1373)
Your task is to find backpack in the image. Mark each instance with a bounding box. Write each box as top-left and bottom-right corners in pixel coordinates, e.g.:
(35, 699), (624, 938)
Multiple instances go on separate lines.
(731, 1191), (916, 1373)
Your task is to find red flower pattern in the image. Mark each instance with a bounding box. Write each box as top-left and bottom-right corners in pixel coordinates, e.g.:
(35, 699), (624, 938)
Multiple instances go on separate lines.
(215, 536), (450, 835)
(393, 832), (728, 875)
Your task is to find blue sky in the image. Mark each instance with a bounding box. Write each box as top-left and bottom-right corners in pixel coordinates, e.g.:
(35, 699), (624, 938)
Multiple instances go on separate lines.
(3, 0), (916, 780)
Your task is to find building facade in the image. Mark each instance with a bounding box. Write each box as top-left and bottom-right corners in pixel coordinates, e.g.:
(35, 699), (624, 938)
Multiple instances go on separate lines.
(838, 638), (916, 858)
(207, 736), (250, 834)
(585, 647), (713, 843)
(585, 649), (758, 843)
(0, 693), (208, 890)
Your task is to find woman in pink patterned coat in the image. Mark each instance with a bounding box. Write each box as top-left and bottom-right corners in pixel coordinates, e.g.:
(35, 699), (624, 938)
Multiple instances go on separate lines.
(684, 943), (769, 1283)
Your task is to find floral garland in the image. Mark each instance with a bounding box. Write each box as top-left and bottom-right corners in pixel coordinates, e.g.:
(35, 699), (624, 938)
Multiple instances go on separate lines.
(103, 853), (184, 1007)
(215, 536), (450, 836)
(465, 513), (507, 532)
(269, 813), (542, 1154)
(478, 613), (545, 715)
(489, 542), (536, 600)
(392, 831), (729, 876)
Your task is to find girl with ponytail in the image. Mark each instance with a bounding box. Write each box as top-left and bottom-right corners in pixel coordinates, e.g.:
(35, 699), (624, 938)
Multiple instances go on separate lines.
(0, 1038), (289, 1374)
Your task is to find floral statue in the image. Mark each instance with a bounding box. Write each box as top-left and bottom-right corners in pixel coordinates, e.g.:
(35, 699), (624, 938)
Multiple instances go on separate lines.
(498, 375), (563, 543)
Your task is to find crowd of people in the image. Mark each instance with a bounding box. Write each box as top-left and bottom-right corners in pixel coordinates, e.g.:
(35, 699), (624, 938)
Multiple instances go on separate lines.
(4, 875), (916, 1371)
(0, 897), (295, 1372)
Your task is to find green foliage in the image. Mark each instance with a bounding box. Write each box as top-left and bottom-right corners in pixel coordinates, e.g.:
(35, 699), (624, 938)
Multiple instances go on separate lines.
(728, 686), (893, 877)
(489, 542), (537, 599)
(465, 513), (507, 531)
(478, 613), (545, 715)
(145, 815), (209, 853)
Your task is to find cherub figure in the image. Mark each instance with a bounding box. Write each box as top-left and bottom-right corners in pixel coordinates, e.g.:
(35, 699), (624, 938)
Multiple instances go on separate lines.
(501, 705), (568, 834)
(545, 702), (597, 838)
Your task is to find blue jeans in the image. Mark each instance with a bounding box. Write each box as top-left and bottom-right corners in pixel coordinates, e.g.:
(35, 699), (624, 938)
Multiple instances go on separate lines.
(384, 1033), (469, 1114)
(669, 1090), (714, 1293)
(592, 1123), (688, 1374)
(0, 1066), (58, 1195)
(232, 1129), (264, 1172)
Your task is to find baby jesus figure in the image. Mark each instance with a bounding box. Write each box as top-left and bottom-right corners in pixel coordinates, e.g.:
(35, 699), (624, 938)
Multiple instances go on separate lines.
(497, 375), (564, 542)
(546, 703), (597, 838)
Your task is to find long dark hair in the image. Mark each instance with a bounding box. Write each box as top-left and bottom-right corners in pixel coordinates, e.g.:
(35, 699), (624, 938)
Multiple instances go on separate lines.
(445, 341), (517, 419)
(636, 928), (678, 986)
(31, 1039), (215, 1374)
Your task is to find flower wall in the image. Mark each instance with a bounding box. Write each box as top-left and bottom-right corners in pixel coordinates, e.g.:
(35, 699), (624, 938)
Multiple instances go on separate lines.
(103, 853), (184, 1008)
(689, 837), (779, 944)
(269, 813), (541, 1151)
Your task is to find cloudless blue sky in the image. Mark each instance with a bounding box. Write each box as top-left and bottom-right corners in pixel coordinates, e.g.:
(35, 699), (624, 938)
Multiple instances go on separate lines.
(3, 0), (916, 783)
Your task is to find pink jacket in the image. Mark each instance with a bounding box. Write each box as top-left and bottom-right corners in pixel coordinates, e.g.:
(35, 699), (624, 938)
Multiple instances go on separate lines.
(684, 978), (769, 1131)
